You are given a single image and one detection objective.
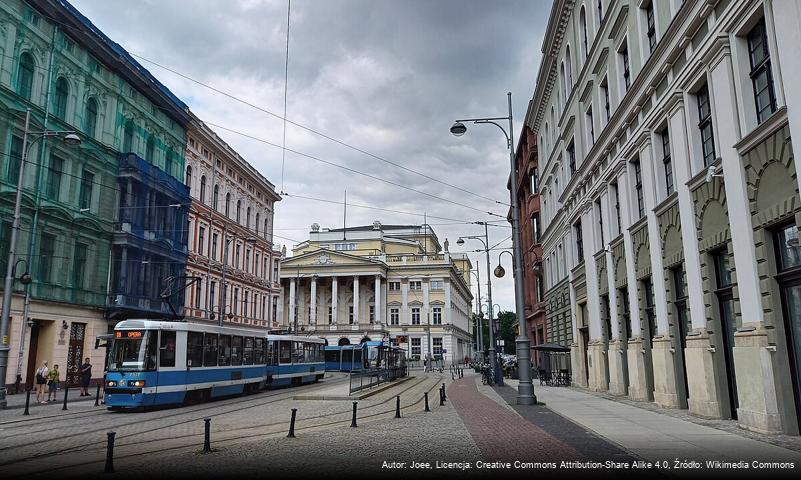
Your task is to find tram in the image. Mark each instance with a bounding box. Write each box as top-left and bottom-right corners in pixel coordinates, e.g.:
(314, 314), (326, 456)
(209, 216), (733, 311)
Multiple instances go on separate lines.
(103, 320), (324, 408)
(324, 341), (407, 373)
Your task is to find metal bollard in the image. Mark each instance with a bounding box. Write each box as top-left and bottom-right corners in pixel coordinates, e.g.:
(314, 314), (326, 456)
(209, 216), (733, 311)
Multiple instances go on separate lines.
(95, 384), (101, 407)
(105, 431), (116, 473)
(351, 402), (358, 428)
(442, 383), (447, 400)
(62, 386), (69, 411)
(203, 418), (211, 452)
(424, 391), (430, 412)
(287, 408), (297, 438)
(23, 389), (31, 416)
(395, 395), (401, 418)
(440, 387), (445, 406)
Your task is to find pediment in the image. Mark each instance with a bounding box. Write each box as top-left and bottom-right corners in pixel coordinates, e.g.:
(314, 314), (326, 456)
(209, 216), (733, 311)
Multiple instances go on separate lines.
(282, 249), (385, 268)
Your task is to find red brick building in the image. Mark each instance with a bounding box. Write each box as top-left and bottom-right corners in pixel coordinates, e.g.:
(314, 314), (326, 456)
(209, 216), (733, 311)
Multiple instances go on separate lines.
(510, 125), (545, 366)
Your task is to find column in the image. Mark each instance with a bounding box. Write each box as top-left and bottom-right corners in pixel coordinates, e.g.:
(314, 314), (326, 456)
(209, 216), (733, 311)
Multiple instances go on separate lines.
(401, 279), (409, 324)
(310, 276), (317, 325)
(582, 204), (606, 392)
(331, 277), (338, 324)
(352, 275), (359, 324)
(605, 181), (625, 396)
(288, 278), (296, 328)
(374, 275), (382, 324)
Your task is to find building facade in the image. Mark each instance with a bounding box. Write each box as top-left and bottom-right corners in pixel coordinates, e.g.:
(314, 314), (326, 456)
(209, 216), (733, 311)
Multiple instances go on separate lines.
(511, 125), (549, 365)
(182, 117), (282, 329)
(530, 0), (801, 435)
(0, 0), (189, 388)
(279, 223), (473, 363)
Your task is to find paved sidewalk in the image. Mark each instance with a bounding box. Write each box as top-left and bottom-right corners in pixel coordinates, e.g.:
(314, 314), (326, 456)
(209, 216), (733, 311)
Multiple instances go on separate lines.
(505, 379), (801, 465)
(1, 388), (101, 415)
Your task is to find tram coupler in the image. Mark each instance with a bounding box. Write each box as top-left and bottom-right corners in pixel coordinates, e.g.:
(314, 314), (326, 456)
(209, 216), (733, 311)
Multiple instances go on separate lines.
(287, 408), (298, 438)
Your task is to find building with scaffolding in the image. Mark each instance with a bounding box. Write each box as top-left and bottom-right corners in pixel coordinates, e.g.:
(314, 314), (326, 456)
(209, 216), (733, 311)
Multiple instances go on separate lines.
(0, 0), (189, 389)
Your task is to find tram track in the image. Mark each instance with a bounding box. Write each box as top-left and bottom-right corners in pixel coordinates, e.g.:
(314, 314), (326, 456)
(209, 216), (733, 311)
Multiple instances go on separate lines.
(4, 374), (449, 477)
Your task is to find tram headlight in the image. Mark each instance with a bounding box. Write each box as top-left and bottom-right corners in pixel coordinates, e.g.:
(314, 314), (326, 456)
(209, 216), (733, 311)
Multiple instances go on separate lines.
(128, 380), (146, 388)
(106, 380), (117, 388)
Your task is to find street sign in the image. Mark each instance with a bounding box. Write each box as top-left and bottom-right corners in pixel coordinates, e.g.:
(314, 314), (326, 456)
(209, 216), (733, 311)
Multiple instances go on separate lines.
(498, 340), (505, 346)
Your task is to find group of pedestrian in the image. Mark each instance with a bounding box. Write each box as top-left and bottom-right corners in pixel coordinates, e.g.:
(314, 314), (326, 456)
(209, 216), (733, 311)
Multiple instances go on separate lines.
(33, 358), (92, 404)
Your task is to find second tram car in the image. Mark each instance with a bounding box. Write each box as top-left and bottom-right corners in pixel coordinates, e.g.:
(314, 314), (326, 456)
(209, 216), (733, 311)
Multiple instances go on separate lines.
(324, 341), (407, 373)
(104, 320), (324, 408)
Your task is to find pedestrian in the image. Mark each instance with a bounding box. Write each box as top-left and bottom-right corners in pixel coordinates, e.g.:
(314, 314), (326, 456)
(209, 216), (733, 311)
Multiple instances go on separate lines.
(80, 357), (92, 396)
(35, 361), (49, 404)
(46, 364), (61, 402)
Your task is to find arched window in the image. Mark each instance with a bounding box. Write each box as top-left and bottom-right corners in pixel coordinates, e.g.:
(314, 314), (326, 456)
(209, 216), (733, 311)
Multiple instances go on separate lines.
(185, 165), (192, 190)
(165, 147), (174, 176)
(255, 213), (260, 234)
(123, 120), (134, 153)
(559, 63), (566, 108)
(17, 52), (35, 101)
(246, 207), (251, 228)
(550, 107), (556, 144)
(264, 218), (269, 238)
(566, 45), (573, 87)
(579, 7), (588, 62)
(544, 123), (549, 153)
(53, 77), (69, 120)
(213, 184), (219, 211)
(85, 97), (98, 139)
(338, 338), (351, 346)
(146, 136), (155, 162)
(225, 193), (231, 217)
(199, 175), (206, 203)
(236, 200), (241, 223)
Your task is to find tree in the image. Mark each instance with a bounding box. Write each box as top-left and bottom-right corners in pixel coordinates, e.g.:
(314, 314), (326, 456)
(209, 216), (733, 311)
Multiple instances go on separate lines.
(497, 311), (517, 354)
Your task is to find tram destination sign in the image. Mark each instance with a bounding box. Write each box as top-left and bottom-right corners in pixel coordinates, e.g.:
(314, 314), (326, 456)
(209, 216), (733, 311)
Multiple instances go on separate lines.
(115, 330), (144, 339)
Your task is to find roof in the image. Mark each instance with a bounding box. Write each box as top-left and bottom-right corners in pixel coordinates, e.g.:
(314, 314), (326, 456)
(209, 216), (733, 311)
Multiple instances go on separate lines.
(32, 0), (191, 126)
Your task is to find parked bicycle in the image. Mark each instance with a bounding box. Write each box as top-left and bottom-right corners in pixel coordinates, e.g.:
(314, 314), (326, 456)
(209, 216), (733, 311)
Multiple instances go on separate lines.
(480, 363), (494, 385)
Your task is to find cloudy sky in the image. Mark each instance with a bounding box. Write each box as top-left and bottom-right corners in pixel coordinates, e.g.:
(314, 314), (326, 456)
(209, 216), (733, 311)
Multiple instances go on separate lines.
(70, 0), (550, 313)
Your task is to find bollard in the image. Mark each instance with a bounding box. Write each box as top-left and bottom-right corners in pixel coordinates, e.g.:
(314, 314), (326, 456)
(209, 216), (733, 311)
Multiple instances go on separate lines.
(23, 389), (31, 416)
(395, 395), (401, 418)
(105, 431), (116, 473)
(440, 387), (445, 406)
(351, 402), (358, 428)
(287, 408), (297, 438)
(62, 386), (69, 411)
(442, 383), (447, 400)
(203, 418), (211, 452)
(424, 392), (430, 412)
(95, 384), (101, 407)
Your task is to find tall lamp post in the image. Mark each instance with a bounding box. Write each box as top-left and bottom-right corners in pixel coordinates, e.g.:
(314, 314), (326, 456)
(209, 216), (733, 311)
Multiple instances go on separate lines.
(451, 92), (536, 404)
(469, 269), (483, 361)
(457, 222), (500, 385)
(0, 108), (81, 407)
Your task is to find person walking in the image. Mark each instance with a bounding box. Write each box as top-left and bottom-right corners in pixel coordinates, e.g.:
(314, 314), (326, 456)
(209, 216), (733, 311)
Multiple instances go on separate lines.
(46, 364), (61, 403)
(35, 361), (49, 404)
(79, 358), (92, 396)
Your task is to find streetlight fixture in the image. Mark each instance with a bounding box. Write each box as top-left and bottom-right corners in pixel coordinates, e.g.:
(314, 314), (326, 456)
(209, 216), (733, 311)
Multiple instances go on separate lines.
(451, 93), (536, 405)
(468, 269), (483, 361)
(0, 109), (82, 407)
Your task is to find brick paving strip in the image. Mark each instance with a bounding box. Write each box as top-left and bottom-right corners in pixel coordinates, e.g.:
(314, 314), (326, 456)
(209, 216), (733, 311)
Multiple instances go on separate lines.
(447, 375), (587, 463)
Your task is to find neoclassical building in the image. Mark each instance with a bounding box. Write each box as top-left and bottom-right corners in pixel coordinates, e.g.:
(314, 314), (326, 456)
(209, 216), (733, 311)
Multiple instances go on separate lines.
(183, 117), (283, 329)
(531, 0), (801, 435)
(279, 223), (473, 363)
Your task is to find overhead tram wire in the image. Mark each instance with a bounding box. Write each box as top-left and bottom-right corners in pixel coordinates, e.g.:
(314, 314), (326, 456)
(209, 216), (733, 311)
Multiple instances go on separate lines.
(280, 0), (291, 194)
(201, 120), (505, 218)
(126, 52), (510, 208)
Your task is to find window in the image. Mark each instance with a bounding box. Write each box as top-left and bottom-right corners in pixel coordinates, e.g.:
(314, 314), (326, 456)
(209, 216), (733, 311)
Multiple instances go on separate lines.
(389, 281), (401, 291)
(187, 332), (204, 368)
(349, 306), (354, 324)
(145, 136), (155, 162)
(390, 308), (399, 325)
(433, 338), (443, 357)
(579, 7), (588, 61)
(200, 176), (206, 203)
(236, 200), (241, 223)
(204, 334), (218, 367)
(411, 307), (421, 325)
(245, 249), (251, 273)
(279, 341), (291, 364)
(430, 280), (443, 291)
(123, 121), (134, 153)
(254, 338), (265, 364)
(231, 336), (242, 366)
(661, 129), (674, 196)
(672, 265), (691, 345)
(586, 106), (595, 145)
(185, 166), (192, 190)
(85, 98), (98, 139)
(697, 84), (716, 167)
(225, 193), (231, 217)
(621, 42), (631, 91)
(194, 281), (201, 309)
(613, 183), (622, 234)
(243, 291), (249, 318)
(7, 135), (22, 183)
(775, 223), (801, 271)
(243, 337), (254, 365)
(328, 306), (333, 324)
(334, 243), (355, 251)
(46, 155), (63, 200)
(409, 281), (422, 291)
(0, 220), (11, 275)
(575, 220), (584, 263)
(530, 168), (538, 194)
(643, 278), (655, 346)
(601, 79), (610, 121)
(255, 213), (260, 234)
(432, 307), (442, 325)
(597, 0), (603, 23)
(198, 227), (206, 255)
(73, 242), (87, 289)
(566, 45), (573, 86)
(254, 253), (260, 276)
(532, 213), (541, 243)
(619, 287), (631, 340)
(747, 18), (777, 124)
(17, 52), (35, 100)
(213, 185), (219, 211)
(272, 297), (278, 323)
(233, 287), (239, 316)
(159, 331), (176, 368)
(246, 207), (251, 228)
(273, 260), (279, 282)
(646, 2), (656, 54)
(596, 200), (605, 246)
(633, 159), (645, 218)
(235, 244), (241, 269)
(411, 338), (421, 357)
(209, 281), (216, 312)
(369, 305), (375, 323)
(567, 140), (576, 175)
(79, 170), (94, 210)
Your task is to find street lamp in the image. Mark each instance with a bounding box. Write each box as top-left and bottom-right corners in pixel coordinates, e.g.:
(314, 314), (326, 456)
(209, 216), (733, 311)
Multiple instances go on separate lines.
(468, 269), (483, 361)
(0, 108), (82, 407)
(451, 93), (536, 405)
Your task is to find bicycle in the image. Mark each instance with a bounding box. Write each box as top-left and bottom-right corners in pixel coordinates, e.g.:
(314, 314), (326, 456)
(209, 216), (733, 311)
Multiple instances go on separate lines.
(480, 364), (494, 385)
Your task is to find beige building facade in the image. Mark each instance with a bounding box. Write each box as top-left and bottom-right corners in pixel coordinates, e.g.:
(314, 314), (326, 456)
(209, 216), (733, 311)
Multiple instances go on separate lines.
(280, 223), (473, 363)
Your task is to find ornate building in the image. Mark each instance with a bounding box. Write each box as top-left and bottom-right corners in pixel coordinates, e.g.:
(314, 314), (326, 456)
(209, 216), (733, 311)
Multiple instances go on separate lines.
(531, 0), (801, 435)
(183, 117), (282, 329)
(279, 223), (473, 363)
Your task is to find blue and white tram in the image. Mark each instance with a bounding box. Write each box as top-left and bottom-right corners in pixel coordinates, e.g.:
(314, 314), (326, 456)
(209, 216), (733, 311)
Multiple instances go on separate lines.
(103, 320), (324, 408)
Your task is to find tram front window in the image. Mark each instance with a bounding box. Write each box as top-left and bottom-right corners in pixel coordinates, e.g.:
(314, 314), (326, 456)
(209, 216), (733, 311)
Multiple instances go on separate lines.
(108, 330), (158, 371)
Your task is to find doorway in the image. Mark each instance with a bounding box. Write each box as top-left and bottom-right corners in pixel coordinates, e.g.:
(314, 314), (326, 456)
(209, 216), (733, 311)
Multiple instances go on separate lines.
(775, 222), (801, 432)
(580, 327), (589, 386)
(24, 322), (40, 389)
